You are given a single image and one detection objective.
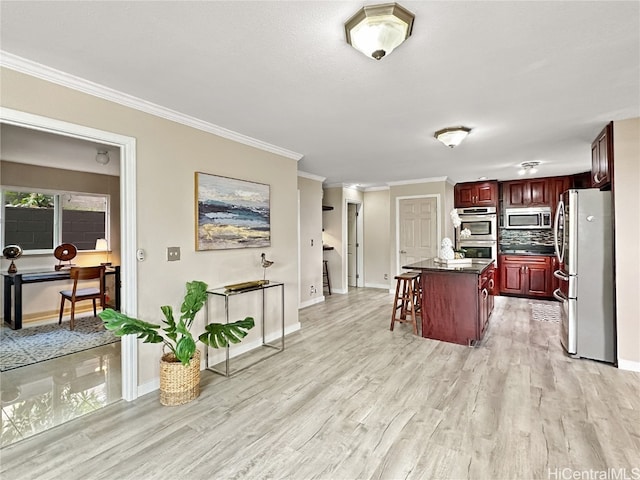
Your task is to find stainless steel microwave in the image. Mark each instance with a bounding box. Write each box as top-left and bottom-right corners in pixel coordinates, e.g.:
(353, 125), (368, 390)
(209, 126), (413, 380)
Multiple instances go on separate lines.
(505, 207), (552, 229)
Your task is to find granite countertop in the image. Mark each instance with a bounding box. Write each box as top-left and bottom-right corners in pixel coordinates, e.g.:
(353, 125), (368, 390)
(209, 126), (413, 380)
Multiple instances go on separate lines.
(403, 258), (494, 274)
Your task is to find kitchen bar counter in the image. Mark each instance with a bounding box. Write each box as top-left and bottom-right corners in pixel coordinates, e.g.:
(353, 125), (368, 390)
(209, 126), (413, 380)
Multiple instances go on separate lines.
(403, 259), (495, 346)
(403, 258), (493, 274)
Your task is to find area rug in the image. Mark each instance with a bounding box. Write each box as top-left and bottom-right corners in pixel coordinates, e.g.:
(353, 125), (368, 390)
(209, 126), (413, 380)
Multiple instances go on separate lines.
(530, 302), (561, 323)
(0, 316), (119, 372)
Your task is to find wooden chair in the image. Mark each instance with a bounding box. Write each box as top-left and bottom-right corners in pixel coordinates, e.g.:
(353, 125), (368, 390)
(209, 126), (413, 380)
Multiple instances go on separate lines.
(58, 265), (106, 330)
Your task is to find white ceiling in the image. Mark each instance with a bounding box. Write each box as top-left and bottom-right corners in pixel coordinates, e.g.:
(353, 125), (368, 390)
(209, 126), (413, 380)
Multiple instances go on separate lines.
(0, 124), (120, 176)
(1, 1), (638, 187)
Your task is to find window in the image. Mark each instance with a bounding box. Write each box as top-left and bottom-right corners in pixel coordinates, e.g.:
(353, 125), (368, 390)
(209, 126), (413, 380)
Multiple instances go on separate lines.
(2, 189), (109, 253)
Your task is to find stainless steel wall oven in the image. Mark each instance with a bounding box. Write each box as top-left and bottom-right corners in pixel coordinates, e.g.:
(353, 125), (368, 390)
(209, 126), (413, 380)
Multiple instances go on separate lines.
(455, 206), (498, 262)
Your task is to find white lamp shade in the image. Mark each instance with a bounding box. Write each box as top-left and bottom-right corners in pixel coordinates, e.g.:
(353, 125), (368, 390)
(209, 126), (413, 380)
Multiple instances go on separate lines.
(95, 238), (109, 251)
(345, 3), (415, 60)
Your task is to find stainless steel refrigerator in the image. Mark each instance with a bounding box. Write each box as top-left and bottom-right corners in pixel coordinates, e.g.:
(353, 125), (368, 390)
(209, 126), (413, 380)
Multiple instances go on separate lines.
(553, 188), (615, 363)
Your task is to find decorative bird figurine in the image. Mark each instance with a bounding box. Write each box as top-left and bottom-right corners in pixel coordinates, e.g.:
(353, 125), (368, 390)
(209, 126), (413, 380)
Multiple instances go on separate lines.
(261, 252), (274, 281)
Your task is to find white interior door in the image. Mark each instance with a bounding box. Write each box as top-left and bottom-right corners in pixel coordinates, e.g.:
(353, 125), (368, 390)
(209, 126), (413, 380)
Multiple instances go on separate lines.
(398, 196), (438, 272)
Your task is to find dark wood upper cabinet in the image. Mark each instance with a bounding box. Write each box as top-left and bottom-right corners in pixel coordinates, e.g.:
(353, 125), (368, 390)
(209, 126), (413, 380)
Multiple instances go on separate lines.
(591, 122), (613, 190)
(502, 178), (551, 208)
(454, 180), (498, 208)
(572, 171), (592, 189)
(548, 176), (572, 218)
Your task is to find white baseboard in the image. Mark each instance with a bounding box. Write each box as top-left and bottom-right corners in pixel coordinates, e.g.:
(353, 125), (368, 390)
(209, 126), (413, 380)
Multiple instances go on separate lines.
(364, 282), (390, 290)
(138, 378), (160, 398)
(299, 297), (325, 309)
(136, 322), (303, 397)
(617, 358), (640, 372)
(332, 288), (348, 294)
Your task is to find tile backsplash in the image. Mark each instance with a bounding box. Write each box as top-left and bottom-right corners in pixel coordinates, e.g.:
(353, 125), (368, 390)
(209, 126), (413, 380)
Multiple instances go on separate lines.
(499, 228), (554, 246)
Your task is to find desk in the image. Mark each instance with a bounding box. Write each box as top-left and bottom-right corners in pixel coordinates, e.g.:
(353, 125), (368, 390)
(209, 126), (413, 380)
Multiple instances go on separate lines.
(3, 266), (121, 330)
(205, 281), (284, 377)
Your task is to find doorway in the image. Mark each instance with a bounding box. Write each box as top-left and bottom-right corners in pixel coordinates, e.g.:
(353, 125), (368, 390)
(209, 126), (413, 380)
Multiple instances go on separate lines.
(346, 201), (363, 288)
(0, 108), (138, 402)
(396, 195), (440, 275)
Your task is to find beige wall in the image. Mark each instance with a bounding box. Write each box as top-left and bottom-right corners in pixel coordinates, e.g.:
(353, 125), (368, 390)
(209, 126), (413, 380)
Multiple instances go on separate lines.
(1, 67), (300, 386)
(0, 161), (121, 319)
(388, 179), (454, 277)
(613, 117), (640, 369)
(297, 175), (323, 306)
(363, 188), (391, 289)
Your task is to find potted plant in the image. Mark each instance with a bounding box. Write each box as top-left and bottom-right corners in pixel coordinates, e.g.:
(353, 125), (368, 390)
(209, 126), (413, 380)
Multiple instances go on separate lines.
(98, 280), (254, 406)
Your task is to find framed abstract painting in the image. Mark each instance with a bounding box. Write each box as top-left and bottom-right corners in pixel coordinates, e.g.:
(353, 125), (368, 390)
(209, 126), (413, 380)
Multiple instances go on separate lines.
(195, 172), (271, 250)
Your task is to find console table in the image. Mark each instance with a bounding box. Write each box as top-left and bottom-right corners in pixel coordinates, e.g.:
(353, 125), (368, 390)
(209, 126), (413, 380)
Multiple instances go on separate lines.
(3, 266), (121, 330)
(205, 281), (284, 377)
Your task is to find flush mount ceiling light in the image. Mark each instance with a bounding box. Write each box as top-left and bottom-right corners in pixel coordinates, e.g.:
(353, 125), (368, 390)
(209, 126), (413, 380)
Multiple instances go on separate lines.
(95, 150), (110, 165)
(518, 161), (540, 175)
(345, 3), (415, 60)
(434, 127), (471, 148)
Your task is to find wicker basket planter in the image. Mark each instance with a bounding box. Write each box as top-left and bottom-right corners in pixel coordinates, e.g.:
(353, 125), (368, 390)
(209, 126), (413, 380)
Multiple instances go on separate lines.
(160, 349), (201, 406)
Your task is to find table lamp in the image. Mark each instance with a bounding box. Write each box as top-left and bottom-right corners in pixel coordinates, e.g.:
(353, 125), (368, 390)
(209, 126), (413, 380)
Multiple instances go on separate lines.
(95, 238), (111, 266)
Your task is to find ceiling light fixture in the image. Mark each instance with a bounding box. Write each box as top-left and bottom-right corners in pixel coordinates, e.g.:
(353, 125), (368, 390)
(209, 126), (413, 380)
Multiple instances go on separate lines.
(95, 150), (110, 165)
(518, 161), (540, 175)
(434, 127), (471, 148)
(345, 3), (415, 61)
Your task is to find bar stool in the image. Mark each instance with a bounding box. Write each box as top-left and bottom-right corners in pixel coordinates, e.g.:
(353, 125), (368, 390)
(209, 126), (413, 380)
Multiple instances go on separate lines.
(322, 260), (332, 295)
(390, 271), (421, 335)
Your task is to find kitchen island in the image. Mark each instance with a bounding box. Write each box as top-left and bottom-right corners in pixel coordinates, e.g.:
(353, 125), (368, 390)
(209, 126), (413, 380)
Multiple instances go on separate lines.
(403, 259), (495, 346)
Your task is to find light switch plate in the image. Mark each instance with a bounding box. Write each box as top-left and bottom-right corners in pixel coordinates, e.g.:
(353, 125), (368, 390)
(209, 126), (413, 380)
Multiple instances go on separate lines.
(167, 247), (180, 261)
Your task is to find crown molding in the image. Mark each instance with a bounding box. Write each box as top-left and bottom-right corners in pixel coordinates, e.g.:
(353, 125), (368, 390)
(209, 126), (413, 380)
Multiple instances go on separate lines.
(297, 170), (326, 182)
(323, 182), (365, 190)
(0, 51), (304, 161)
(387, 176), (450, 186)
(364, 186), (390, 192)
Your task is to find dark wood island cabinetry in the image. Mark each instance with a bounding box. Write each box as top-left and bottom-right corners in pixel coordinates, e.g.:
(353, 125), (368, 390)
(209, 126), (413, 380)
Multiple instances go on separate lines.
(403, 259), (495, 346)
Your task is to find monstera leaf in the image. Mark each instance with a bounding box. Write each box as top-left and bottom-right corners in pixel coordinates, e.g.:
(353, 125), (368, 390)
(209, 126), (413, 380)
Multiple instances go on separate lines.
(199, 317), (255, 349)
(100, 309), (163, 344)
(98, 281), (255, 367)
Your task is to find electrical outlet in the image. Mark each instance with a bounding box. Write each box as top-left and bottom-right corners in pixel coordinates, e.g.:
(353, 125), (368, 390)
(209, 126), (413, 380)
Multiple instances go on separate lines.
(309, 285), (317, 296)
(384, 273), (388, 280)
(167, 246), (181, 261)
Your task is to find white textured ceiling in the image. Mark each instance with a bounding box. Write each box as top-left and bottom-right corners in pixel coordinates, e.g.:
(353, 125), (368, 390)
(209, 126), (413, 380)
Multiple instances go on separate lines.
(1, 1), (638, 186)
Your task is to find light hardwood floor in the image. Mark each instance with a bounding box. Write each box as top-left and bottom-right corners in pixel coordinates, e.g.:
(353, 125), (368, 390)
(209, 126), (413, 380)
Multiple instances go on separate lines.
(1, 288), (638, 480)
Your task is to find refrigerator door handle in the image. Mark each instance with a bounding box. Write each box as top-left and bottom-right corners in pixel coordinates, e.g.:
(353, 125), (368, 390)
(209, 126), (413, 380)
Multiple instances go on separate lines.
(554, 199), (565, 263)
(553, 269), (569, 281)
(553, 288), (567, 302)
